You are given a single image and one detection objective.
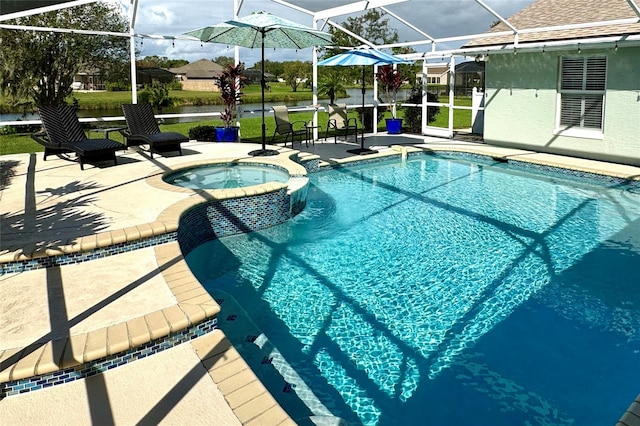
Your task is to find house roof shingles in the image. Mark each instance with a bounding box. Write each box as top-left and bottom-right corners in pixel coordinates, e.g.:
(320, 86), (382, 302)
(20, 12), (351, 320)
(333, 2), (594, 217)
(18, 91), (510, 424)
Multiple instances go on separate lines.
(170, 59), (223, 79)
(464, 0), (640, 48)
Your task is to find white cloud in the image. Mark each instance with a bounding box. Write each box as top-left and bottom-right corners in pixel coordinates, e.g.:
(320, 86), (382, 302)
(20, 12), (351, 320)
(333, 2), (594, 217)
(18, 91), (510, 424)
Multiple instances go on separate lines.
(129, 0), (536, 64)
(144, 5), (177, 26)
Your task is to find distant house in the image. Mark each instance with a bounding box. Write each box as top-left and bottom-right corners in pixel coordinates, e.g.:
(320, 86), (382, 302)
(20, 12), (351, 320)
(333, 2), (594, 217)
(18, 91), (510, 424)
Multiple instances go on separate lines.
(416, 62), (484, 96)
(170, 59), (223, 91)
(454, 61), (484, 96)
(463, 0), (640, 166)
(417, 65), (449, 89)
(244, 68), (276, 84)
(73, 69), (104, 91)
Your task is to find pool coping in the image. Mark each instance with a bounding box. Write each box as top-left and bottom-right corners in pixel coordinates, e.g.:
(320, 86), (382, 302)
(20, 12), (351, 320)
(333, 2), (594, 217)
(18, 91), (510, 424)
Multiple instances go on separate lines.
(0, 241), (219, 384)
(0, 151), (317, 379)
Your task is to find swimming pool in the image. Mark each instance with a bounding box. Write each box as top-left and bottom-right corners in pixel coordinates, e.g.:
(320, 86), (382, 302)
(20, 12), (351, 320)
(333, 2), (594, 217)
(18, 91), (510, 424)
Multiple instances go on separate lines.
(164, 163), (289, 189)
(186, 153), (640, 425)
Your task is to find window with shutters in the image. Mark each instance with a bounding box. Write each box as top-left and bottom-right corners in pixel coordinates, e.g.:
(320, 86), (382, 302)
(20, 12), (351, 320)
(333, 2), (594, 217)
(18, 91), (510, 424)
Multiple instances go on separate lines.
(557, 56), (607, 137)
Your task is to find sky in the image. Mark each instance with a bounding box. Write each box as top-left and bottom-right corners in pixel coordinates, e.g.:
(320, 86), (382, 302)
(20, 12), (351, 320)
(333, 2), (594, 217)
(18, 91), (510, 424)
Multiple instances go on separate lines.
(126, 0), (536, 66)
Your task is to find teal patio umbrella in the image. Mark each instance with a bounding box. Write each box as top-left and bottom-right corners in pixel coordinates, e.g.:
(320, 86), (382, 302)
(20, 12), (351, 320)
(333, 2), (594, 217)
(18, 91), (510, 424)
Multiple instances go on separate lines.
(185, 11), (333, 156)
(318, 48), (411, 154)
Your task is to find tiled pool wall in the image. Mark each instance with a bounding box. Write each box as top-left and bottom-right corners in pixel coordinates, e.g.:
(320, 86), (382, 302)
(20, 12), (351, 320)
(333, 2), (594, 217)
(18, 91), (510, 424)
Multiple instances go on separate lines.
(178, 188), (295, 257)
(0, 232), (178, 276)
(296, 156), (321, 173)
(0, 316), (218, 398)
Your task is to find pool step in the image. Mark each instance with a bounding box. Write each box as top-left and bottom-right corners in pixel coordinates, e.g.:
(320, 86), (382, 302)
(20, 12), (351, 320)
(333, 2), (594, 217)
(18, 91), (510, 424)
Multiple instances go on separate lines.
(191, 330), (296, 426)
(617, 394), (640, 426)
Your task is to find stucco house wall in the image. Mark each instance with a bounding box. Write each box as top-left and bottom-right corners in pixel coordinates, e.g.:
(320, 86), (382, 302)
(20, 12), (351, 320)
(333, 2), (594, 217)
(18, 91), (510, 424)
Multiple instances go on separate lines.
(483, 46), (640, 166)
(181, 79), (218, 92)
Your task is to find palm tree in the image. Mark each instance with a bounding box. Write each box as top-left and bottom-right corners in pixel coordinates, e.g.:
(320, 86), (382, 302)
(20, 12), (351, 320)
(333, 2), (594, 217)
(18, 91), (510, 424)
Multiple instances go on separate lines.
(318, 69), (346, 104)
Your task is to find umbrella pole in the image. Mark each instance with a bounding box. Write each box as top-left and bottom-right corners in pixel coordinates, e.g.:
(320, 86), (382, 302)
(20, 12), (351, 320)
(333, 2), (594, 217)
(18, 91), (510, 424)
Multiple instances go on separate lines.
(346, 65), (378, 156)
(250, 29), (278, 156)
(361, 66), (365, 149)
(261, 31), (266, 151)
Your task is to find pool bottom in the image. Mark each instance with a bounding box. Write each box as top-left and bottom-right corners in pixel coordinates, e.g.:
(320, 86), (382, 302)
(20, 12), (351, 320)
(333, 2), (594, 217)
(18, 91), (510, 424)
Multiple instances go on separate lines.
(185, 154), (640, 425)
(211, 290), (339, 424)
(206, 270), (639, 426)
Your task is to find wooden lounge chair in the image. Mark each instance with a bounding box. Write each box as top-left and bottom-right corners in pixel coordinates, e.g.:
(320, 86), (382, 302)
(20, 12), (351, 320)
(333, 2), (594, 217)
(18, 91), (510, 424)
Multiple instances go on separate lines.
(32, 105), (126, 170)
(271, 105), (307, 147)
(121, 103), (188, 157)
(325, 103), (359, 144)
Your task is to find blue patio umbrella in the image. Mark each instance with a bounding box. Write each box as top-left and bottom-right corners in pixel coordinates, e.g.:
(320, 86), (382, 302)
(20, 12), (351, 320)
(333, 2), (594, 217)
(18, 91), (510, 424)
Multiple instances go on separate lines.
(318, 48), (412, 154)
(185, 11), (333, 156)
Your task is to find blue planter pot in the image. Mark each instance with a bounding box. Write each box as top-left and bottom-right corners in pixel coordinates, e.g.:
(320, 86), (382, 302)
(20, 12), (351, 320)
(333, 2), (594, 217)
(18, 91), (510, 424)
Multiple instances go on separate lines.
(385, 118), (403, 134)
(215, 127), (239, 142)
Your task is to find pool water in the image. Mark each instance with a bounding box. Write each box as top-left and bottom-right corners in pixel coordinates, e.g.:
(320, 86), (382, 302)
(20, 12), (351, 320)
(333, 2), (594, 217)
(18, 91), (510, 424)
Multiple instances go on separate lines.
(186, 154), (640, 425)
(164, 163), (289, 189)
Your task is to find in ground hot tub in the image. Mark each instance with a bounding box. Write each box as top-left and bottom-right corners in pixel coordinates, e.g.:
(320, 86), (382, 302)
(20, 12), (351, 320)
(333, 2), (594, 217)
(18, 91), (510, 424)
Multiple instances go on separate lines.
(164, 163), (290, 190)
(161, 160), (310, 256)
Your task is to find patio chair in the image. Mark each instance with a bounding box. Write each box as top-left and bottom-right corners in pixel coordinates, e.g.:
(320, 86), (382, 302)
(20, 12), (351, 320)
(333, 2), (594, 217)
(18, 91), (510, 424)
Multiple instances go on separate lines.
(270, 105), (307, 147)
(121, 103), (188, 158)
(325, 103), (359, 144)
(32, 105), (126, 170)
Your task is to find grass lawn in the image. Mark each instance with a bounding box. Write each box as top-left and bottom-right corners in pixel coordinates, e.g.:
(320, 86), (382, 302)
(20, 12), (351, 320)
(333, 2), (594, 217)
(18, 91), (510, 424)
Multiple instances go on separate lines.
(0, 93), (474, 155)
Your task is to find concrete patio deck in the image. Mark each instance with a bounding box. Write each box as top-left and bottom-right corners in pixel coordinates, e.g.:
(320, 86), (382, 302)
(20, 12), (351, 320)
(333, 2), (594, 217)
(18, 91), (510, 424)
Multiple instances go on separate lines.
(1, 134), (639, 425)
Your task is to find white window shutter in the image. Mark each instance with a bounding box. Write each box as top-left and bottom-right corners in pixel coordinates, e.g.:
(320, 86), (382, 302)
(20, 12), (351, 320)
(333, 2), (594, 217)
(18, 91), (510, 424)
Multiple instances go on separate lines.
(559, 56), (606, 130)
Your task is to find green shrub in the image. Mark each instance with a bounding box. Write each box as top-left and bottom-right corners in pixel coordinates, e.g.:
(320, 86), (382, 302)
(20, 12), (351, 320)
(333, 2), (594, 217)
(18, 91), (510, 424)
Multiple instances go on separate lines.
(167, 80), (182, 90)
(1, 121), (40, 134)
(106, 82), (129, 92)
(138, 83), (174, 113)
(188, 125), (217, 141)
(0, 126), (16, 135)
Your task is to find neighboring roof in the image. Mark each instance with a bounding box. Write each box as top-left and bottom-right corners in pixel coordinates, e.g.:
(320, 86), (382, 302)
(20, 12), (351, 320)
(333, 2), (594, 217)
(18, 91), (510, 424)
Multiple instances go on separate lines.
(137, 67), (175, 79)
(464, 0), (640, 48)
(455, 61), (484, 73)
(170, 59), (223, 79)
(244, 69), (276, 80)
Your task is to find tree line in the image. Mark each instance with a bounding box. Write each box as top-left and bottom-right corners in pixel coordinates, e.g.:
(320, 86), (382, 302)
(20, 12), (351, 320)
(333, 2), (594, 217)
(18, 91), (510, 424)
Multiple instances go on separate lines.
(0, 4), (421, 115)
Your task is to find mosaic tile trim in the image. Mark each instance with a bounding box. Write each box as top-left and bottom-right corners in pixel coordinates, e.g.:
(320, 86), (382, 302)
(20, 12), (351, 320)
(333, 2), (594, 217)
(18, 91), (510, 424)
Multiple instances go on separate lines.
(178, 189), (291, 256)
(325, 155), (396, 171)
(508, 158), (640, 187)
(0, 317), (218, 398)
(0, 232), (178, 276)
(295, 156), (321, 173)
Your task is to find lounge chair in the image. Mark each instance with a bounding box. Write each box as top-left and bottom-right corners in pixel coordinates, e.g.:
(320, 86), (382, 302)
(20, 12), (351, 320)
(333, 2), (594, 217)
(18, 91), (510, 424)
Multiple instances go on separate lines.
(270, 105), (307, 147)
(33, 105), (125, 170)
(121, 103), (188, 157)
(325, 103), (359, 144)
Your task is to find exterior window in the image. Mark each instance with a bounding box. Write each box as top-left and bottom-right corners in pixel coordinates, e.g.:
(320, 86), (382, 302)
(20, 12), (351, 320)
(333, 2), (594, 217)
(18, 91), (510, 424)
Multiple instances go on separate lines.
(559, 56), (606, 131)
